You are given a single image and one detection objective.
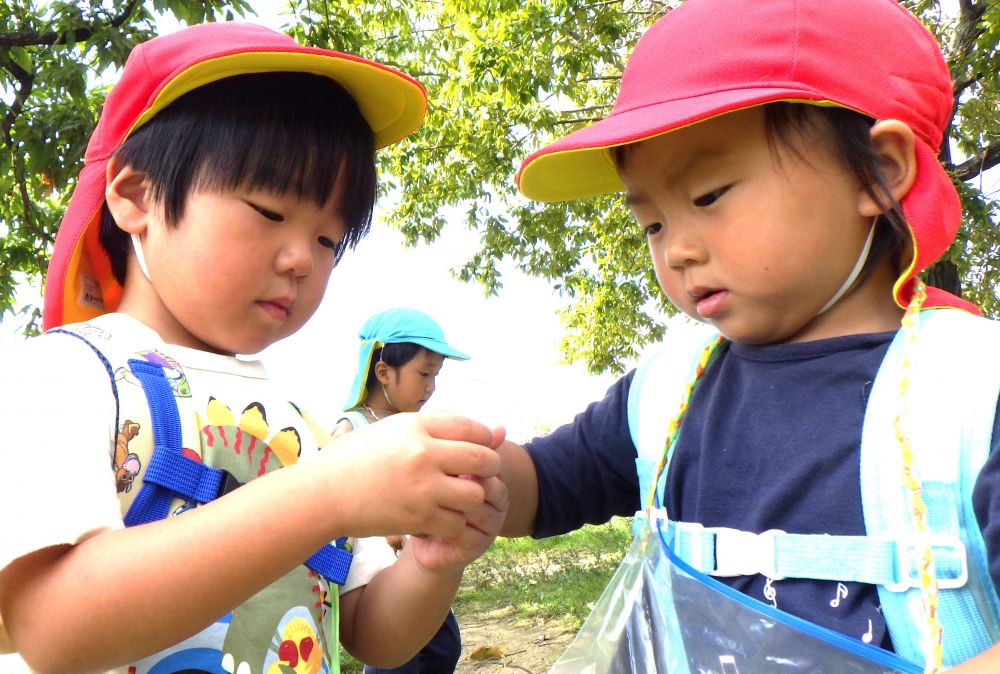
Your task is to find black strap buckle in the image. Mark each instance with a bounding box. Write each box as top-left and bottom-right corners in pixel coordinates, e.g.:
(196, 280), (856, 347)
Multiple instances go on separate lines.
(217, 469), (244, 498)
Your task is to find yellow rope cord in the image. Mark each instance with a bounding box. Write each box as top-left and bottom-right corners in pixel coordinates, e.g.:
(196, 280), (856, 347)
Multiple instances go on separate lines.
(646, 334), (725, 512)
(894, 280), (943, 673)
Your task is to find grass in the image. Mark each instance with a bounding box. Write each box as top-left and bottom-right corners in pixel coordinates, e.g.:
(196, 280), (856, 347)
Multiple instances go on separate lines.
(338, 517), (633, 672)
(454, 517), (632, 626)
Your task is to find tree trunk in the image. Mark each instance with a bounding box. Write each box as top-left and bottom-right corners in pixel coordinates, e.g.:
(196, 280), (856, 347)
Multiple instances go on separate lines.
(924, 259), (962, 297)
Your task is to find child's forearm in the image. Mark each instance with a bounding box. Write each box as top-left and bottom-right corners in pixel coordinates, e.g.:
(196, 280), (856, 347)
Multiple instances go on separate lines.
(497, 439), (540, 537)
(0, 457), (352, 674)
(0, 413), (499, 673)
(339, 547), (464, 667)
(1, 416), (499, 674)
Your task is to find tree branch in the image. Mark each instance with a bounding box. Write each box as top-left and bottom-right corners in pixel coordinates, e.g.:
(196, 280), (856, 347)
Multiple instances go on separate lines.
(552, 117), (603, 125)
(0, 0), (141, 48)
(0, 57), (33, 143)
(949, 0), (988, 67)
(951, 143), (1000, 182)
(953, 69), (986, 97)
(0, 55), (38, 243)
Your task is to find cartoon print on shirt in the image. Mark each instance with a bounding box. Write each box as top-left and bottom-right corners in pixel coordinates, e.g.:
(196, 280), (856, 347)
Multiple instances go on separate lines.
(186, 398), (327, 673)
(114, 350), (192, 398)
(113, 420), (142, 493)
(261, 606), (325, 674)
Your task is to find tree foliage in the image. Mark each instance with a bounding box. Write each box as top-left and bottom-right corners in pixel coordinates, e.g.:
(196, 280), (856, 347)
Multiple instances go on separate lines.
(1, 0), (997, 372)
(0, 0), (252, 333)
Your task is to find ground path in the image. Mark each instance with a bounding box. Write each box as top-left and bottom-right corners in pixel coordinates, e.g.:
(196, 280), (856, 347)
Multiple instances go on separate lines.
(453, 607), (577, 673)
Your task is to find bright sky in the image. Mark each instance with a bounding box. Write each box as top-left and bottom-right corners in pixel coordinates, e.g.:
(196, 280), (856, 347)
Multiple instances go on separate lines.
(261, 217), (621, 441)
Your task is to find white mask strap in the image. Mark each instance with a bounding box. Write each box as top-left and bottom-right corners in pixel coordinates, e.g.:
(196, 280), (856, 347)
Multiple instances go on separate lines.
(131, 232), (151, 282)
(816, 217), (878, 316)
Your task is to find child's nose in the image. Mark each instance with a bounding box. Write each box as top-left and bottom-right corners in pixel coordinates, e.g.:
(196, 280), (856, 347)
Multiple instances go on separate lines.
(664, 221), (706, 269)
(276, 238), (314, 277)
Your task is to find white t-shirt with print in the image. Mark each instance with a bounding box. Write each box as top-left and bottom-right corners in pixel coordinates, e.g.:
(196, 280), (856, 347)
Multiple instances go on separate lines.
(0, 313), (394, 674)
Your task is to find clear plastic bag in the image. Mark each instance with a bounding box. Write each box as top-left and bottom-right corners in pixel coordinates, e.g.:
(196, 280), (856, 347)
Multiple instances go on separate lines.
(548, 522), (922, 674)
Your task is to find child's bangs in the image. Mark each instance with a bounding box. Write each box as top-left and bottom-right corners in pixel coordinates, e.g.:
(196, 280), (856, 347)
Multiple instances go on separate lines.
(184, 73), (377, 244)
(133, 72), (376, 243)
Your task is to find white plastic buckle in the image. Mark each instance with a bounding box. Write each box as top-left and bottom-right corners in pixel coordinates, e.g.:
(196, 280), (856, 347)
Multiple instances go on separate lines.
(883, 534), (968, 592)
(709, 527), (787, 580)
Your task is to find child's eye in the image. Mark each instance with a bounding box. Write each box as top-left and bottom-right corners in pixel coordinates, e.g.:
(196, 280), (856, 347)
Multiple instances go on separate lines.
(693, 187), (729, 207)
(318, 236), (339, 250)
(248, 202), (283, 221)
(643, 222), (663, 237)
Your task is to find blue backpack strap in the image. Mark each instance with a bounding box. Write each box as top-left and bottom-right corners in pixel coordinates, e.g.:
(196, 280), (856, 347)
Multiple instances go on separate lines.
(659, 521), (969, 588)
(861, 308), (1000, 667)
(305, 538), (354, 586)
(123, 358), (225, 526)
(628, 315), (722, 514)
(126, 359), (352, 585)
(48, 328), (120, 440)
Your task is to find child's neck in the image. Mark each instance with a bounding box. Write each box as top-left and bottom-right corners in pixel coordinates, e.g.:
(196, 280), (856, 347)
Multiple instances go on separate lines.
(362, 395), (397, 422)
(786, 263), (905, 344)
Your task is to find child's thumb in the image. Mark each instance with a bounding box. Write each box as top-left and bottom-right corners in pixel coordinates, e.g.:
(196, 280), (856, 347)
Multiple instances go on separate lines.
(489, 425), (506, 450)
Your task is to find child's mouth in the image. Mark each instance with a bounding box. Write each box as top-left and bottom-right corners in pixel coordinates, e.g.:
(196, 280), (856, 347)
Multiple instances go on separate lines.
(694, 289), (728, 319)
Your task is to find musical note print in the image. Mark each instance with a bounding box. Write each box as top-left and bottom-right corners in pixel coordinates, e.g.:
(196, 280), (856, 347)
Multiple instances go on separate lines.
(830, 583), (849, 608)
(763, 577), (778, 608)
(862, 619), (874, 643)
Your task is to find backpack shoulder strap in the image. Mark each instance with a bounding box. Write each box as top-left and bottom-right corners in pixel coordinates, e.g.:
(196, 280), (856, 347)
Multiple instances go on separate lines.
(628, 315), (721, 510)
(862, 308), (1000, 666)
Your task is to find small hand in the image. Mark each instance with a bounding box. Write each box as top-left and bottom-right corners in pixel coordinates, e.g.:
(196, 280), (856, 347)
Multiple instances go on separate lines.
(405, 471), (509, 572)
(320, 413), (503, 540)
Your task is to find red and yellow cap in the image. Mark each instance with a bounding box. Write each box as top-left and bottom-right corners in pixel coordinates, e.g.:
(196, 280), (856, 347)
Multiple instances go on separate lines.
(516, 0), (975, 313)
(43, 21), (428, 330)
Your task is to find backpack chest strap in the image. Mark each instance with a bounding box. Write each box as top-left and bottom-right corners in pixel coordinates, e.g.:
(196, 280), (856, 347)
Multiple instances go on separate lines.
(659, 515), (968, 590)
(125, 358), (353, 586)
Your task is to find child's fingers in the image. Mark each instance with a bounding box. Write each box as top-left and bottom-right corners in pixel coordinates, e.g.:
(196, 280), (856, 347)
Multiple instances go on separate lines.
(478, 475), (509, 512)
(489, 425), (507, 450)
(417, 411), (498, 447)
(449, 476), (507, 538)
(433, 441), (501, 479)
(434, 472), (494, 514)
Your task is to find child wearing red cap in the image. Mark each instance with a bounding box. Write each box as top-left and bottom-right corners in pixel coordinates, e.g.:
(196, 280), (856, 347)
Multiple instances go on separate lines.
(500, 0), (1000, 671)
(0, 22), (506, 674)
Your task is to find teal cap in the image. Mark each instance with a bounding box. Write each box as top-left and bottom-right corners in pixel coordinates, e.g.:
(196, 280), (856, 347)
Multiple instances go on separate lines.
(343, 307), (469, 411)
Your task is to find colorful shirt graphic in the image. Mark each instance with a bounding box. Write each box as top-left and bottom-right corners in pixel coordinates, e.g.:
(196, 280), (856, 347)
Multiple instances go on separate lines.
(0, 313), (395, 674)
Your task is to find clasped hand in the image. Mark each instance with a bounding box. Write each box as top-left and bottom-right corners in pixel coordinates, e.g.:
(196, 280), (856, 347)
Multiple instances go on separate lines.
(323, 411), (508, 567)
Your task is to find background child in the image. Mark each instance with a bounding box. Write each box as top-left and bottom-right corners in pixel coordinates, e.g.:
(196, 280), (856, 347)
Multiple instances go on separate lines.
(499, 0), (1000, 671)
(333, 306), (471, 674)
(0, 22), (507, 674)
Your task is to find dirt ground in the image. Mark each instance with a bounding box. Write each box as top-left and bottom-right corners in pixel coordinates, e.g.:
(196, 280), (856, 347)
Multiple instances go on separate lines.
(453, 608), (577, 673)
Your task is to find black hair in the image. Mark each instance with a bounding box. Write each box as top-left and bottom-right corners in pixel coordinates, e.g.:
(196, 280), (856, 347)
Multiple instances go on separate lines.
(612, 102), (910, 283)
(99, 71), (376, 284)
(364, 342), (426, 393)
(762, 102), (910, 282)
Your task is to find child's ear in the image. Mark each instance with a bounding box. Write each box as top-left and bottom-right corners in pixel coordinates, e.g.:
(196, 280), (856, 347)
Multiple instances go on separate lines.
(105, 155), (152, 234)
(374, 360), (392, 385)
(859, 120), (917, 217)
